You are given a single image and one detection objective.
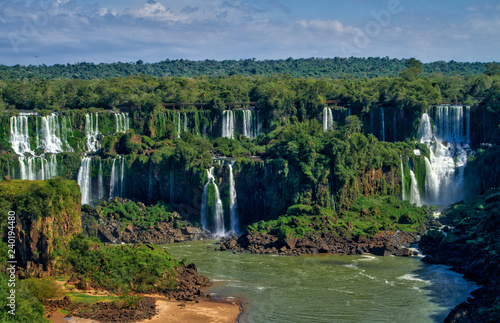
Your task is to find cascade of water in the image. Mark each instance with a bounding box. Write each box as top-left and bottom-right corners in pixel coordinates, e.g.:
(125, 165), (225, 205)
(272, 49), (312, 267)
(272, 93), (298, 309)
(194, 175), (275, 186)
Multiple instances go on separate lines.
(222, 111), (234, 139)
(323, 107), (334, 131)
(17, 155), (58, 180)
(200, 167), (225, 236)
(242, 110), (254, 138)
(400, 156), (406, 201)
(120, 157), (125, 197)
(228, 162), (239, 234)
(415, 106), (470, 207)
(183, 112), (188, 132)
(465, 106), (470, 143)
(109, 158), (116, 199)
(98, 160), (104, 200)
(37, 113), (72, 154)
(10, 114), (33, 155)
(348, 108), (351, 116)
(115, 113), (130, 133)
(85, 113), (100, 152)
(77, 157), (92, 206)
(409, 169), (421, 205)
(148, 161), (154, 202)
(380, 107), (385, 141)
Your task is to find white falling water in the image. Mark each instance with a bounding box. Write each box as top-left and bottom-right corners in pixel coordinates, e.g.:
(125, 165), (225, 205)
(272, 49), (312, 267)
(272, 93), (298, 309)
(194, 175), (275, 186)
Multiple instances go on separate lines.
(222, 111), (234, 139)
(242, 110), (254, 138)
(323, 107), (334, 131)
(200, 168), (225, 237)
(109, 158), (116, 199)
(400, 156), (406, 201)
(120, 158), (125, 197)
(114, 113), (130, 133)
(228, 163), (239, 234)
(415, 106), (470, 207)
(98, 160), (104, 200)
(10, 114), (33, 155)
(77, 157), (92, 206)
(85, 113), (100, 152)
(37, 113), (72, 154)
(18, 155), (57, 180)
(409, 169), (421, 205)
(380, 107), (385, 141)
(183, 113), (188, 132)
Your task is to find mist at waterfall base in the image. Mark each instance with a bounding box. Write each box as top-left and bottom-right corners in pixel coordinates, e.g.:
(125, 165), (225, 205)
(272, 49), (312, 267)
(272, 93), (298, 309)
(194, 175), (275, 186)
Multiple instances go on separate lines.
(164, 241), (476, 323)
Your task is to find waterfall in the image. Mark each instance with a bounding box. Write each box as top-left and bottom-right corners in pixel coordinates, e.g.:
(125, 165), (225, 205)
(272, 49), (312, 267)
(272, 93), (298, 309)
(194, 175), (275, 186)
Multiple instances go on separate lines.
(120, 157), (125, 197)
(228, 163), (239, 234)
(323, 107), (334, 131)
(415, 106), (470, 207)
(200, 167), (225, 237)
(98, 160), (104, 200)
(242, 110), (254, 138)
(348, 108), (351, 116)
(400, 156), (406, 201)
(17, 155), (57, 180)
(257, 109), (263, 136)
(10, 114), (33, 155)
(183, 112), (188, 132)
(115, 113), (130, 133)
(380, 107), (385, 141)
(148, 161), (154, 202)
(37, 113), (72, 154)
(409, 169), (421, 205)
(77, 157), (92, 206)
(222, 110), (234, 139)
(85, 113), (100, 152)
(109, 158), (116, 199)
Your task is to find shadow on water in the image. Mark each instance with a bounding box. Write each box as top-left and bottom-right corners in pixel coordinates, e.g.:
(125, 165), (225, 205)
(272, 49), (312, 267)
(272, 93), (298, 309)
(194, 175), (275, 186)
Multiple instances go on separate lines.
(411, 261), (478, 322)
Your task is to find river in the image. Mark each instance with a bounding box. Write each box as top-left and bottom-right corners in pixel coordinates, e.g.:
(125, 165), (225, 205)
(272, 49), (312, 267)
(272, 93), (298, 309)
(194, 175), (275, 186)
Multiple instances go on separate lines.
(163, 241), (476, 323)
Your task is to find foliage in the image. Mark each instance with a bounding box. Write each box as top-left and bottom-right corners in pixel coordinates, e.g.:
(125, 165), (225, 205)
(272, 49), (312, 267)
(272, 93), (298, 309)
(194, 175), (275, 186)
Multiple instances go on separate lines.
(0, 272), (49, 322)
(66, 234), (180, 293)
(23, 277), (63, 301)
(247, 196), (428, 241)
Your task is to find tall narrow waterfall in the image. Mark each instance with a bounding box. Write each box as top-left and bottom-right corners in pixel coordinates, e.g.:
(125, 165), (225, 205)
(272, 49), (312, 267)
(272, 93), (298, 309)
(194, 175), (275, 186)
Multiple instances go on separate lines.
(409, 170), (421, 205)
(228, 163), (239, 234)
(400, 156), (406, 201)
(222, 111), (234, 139)
(200, 168), (225, 237)
(414, 106), (470, 207)
(109, 157), (125, 199)
(323, 107), (334, 131)
(380, 107), (385, 141)
(77, 157), (92, 206)
(85, 113), (100, 152)
(183, 112), (188, 132)
(115, 113), (130, 133)
(10, 114), (33, 155)
(176, 112), (181, 138)
(242, 110), (255, 138)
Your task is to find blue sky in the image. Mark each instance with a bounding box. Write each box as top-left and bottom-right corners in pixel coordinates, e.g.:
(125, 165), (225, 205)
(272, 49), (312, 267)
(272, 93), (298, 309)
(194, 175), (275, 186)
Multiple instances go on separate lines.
(0, 0), (498, 65)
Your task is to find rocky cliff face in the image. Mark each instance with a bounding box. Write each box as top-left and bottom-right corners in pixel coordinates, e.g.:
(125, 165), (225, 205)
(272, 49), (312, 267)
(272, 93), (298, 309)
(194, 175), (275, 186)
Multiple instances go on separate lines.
(0, 178), (82, 278)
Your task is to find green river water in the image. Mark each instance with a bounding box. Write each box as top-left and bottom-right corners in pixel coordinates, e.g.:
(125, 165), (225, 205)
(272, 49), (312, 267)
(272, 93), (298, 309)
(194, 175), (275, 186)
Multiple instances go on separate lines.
(163, 241), (476, 323)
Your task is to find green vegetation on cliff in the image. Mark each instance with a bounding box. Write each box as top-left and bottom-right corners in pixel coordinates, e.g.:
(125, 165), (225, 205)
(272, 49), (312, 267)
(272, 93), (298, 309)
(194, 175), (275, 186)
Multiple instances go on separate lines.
(248, 196), (428, 242)
(66, 234), (180, 293)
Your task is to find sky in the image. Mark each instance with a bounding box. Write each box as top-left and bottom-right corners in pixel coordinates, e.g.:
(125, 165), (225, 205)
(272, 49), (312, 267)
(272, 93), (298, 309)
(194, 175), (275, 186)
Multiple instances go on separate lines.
(0, 0), (499, 66)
